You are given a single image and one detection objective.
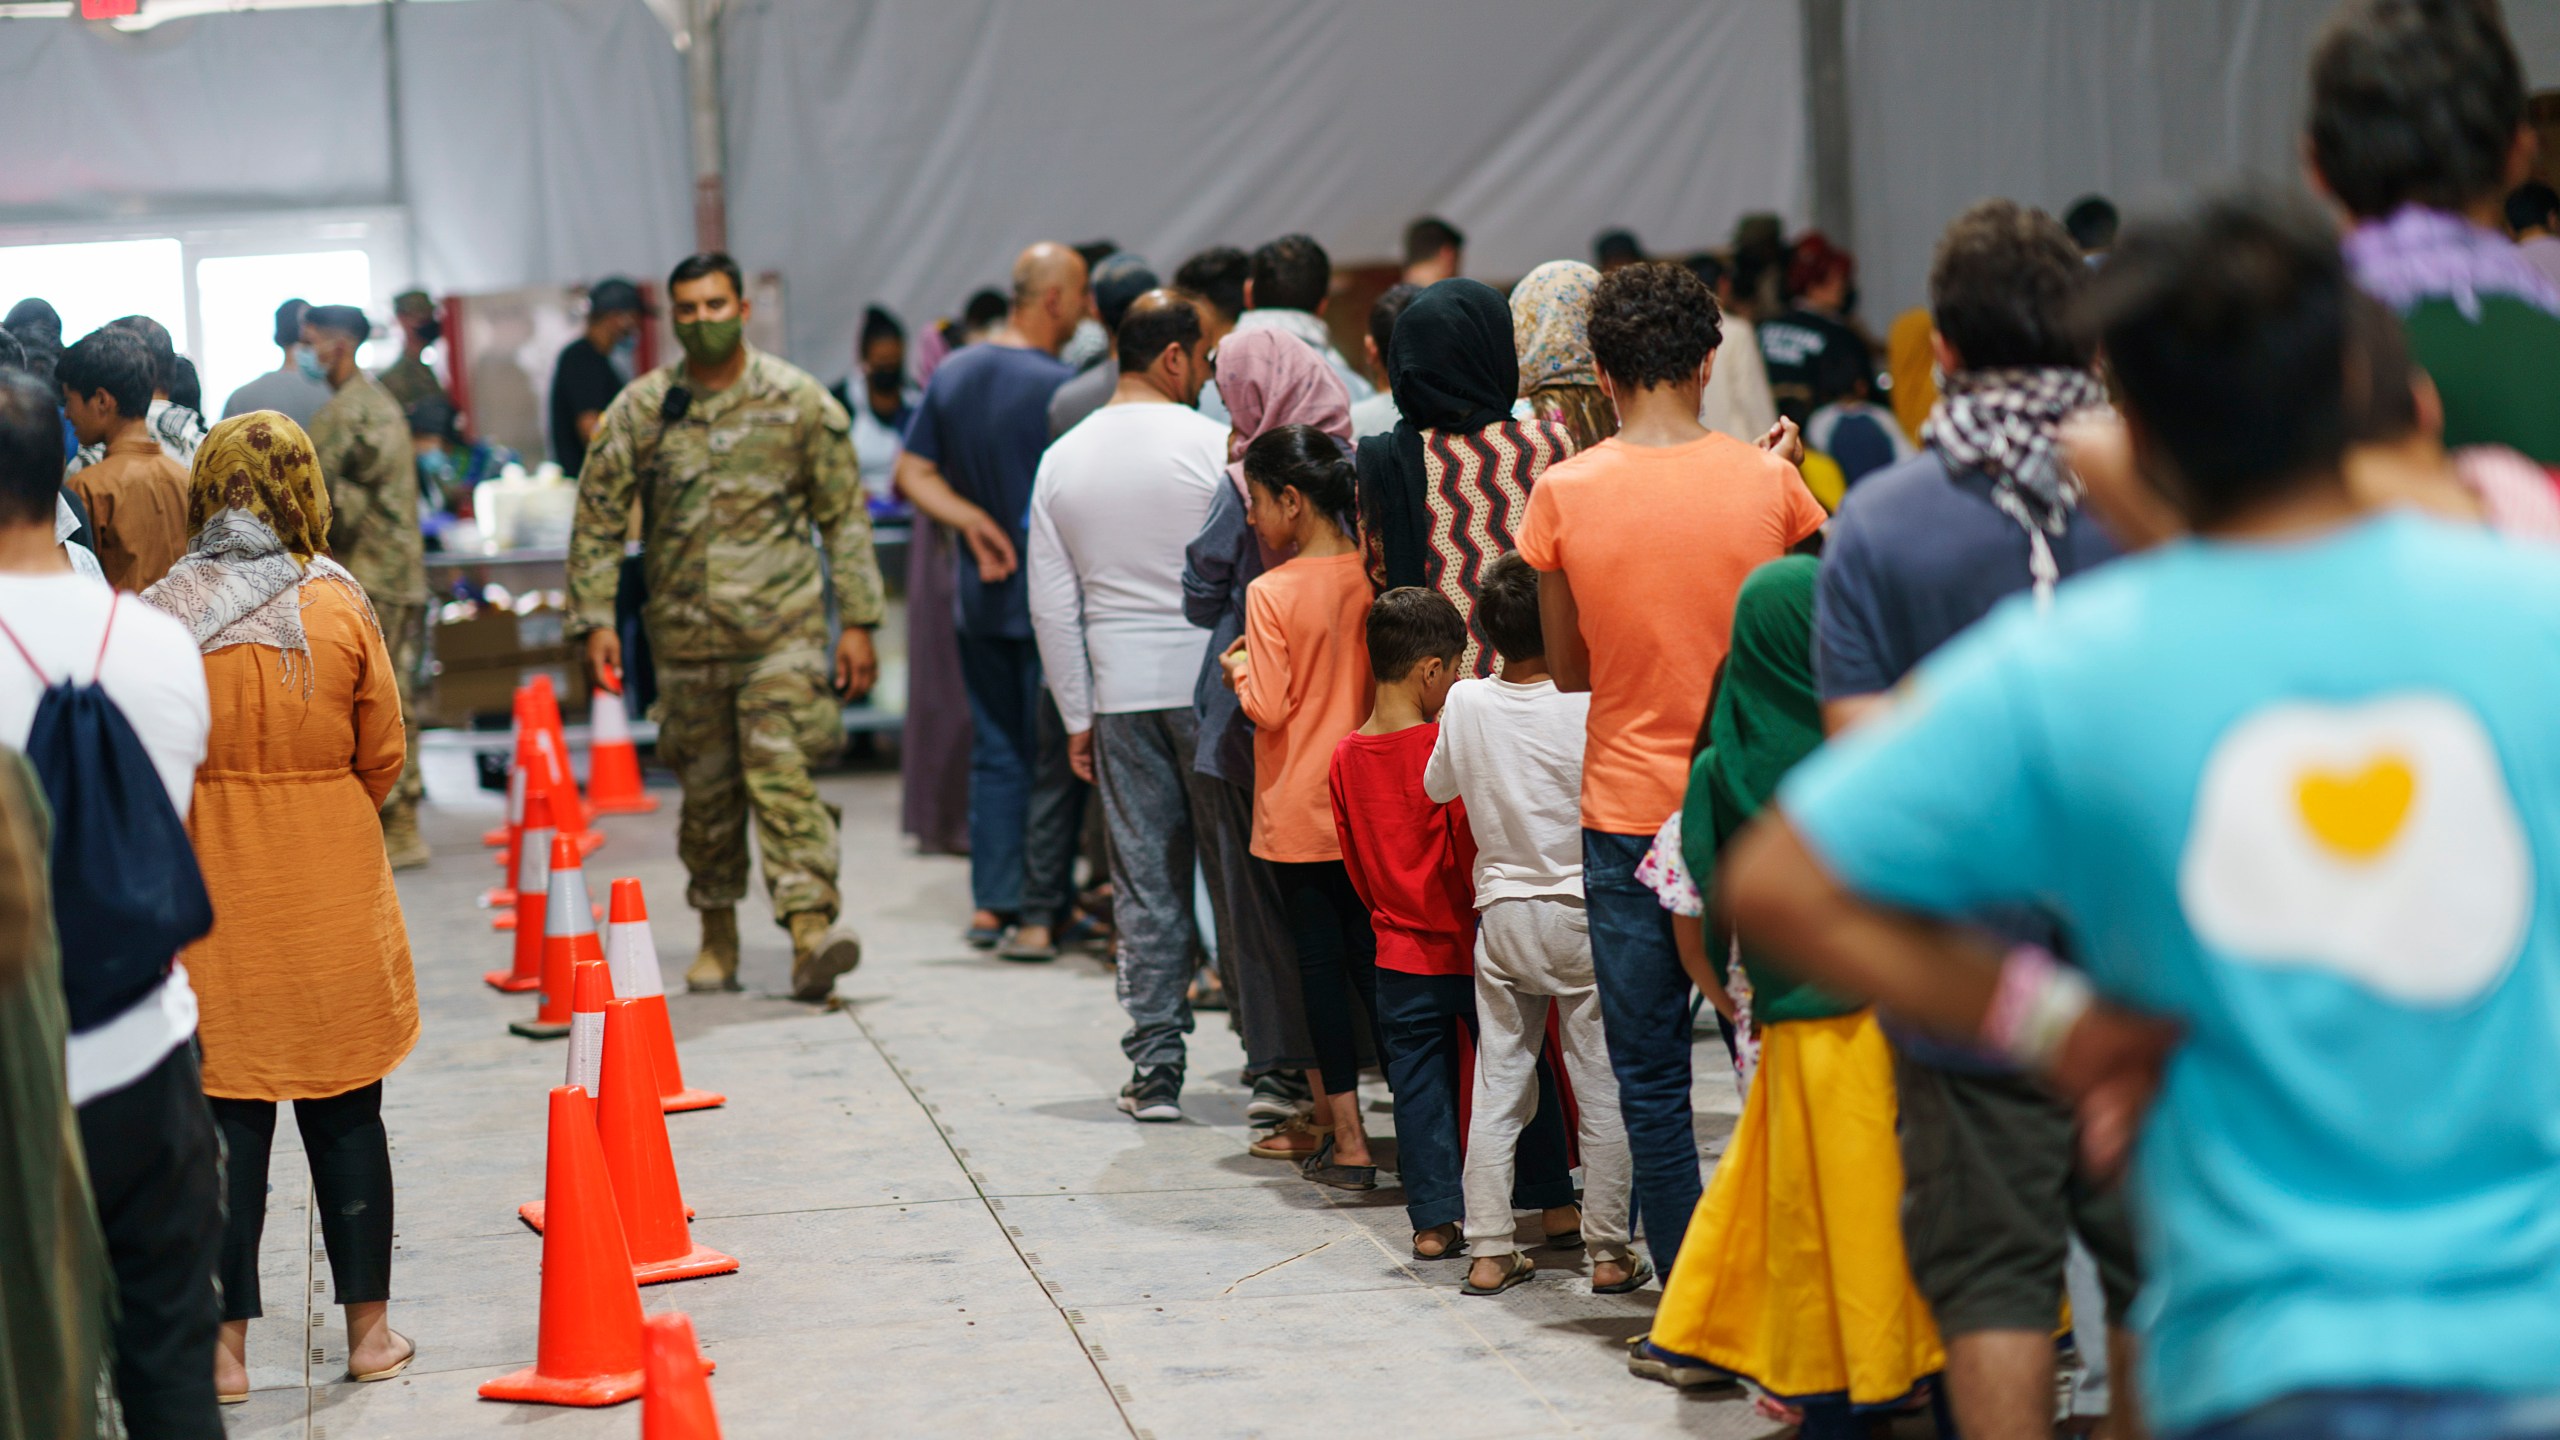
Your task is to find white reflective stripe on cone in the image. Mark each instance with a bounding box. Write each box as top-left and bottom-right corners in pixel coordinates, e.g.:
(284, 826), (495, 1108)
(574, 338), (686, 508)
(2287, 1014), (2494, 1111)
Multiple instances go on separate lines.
(591, 686), (633, 744)
(533, 726), (565, 782)
(545, 866), (594, 937)
(566, 1011), (603, 1095)
(515, 826), (555, 891)
(505, 760), (524, 824)
(604, 920), (664, 1000)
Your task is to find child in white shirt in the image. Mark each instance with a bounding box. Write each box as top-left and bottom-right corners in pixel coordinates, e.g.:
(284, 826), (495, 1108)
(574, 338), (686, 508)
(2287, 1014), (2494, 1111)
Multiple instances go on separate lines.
(1423, 552), (1640, 1295)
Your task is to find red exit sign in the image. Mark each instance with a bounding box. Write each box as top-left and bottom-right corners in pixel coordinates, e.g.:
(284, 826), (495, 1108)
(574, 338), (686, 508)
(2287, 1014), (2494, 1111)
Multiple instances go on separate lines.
(81, 0), (141, 16)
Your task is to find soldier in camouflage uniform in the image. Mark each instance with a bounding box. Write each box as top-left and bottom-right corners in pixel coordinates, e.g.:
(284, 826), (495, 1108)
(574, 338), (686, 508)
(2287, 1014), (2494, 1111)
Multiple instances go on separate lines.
(568, 253), (884, 1002)
(304, 303), (431, 870)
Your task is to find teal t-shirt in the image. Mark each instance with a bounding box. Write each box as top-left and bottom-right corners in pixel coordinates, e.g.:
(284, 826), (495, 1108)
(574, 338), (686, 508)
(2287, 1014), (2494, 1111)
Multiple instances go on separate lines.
(1782, 514), (2560, 1432)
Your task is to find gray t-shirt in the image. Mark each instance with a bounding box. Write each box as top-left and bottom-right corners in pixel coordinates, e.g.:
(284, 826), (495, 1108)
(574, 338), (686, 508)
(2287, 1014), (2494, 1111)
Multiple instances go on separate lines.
(1046, 361), (1116, 442)
(223, 365), (333, 428)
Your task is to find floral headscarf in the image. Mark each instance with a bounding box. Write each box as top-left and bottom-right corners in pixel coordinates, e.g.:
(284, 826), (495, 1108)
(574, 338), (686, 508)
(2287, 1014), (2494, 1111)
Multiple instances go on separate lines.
(1509, 260), (1601, 394)
(187, 410), (331, 557)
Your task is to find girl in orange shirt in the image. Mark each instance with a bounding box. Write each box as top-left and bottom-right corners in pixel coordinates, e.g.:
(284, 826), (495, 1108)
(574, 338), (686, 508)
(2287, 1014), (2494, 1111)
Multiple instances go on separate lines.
(1220, 425), (1379, 1188)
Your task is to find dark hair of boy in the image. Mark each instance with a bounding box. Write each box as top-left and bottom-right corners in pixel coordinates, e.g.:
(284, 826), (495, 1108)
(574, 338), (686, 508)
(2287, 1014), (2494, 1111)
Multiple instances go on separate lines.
(1684, 252), (1729, 291)
(1116, 293), (1203, 374)
(0, 369), (64, 526)
(668, 251), (746, 299)
(1249, 235), (1332, 313)
(1586, 262), (1724, 389)
(860, 304), (904, 347)
(2081, 192), (2351, 528)
(2063, 194), (2120, 253)
(1241, 422), (1356, 522)
(1174, 246), (1250, 324)
(962, 288), (1010, 332)
(1593, 229), (1644, 269)
(58, 327), (156, 420)
(169, 355), (202, 413)
(1476, 551), (1545, 666)
(1368, 283), (1422, 363)
(2508, 181), (2560, 236)
(2308, 0), (2526, 219)
(1930, 199), (2095, 371)
(1405, 217), (1465, 267)
(273, 298), (313, 349)
(1366, 586), (1466, 682)
(2343, 290), (2422, 443)
(108, 314), (176, 394)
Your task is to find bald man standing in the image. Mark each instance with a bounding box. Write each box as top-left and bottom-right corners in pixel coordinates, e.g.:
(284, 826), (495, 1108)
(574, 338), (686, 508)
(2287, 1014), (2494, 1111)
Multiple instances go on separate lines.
(896, 243), (1085, 948)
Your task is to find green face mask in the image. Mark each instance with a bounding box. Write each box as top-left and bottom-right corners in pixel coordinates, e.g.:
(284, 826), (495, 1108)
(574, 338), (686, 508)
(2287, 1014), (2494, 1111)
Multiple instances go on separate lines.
(674, 316), (743, 367)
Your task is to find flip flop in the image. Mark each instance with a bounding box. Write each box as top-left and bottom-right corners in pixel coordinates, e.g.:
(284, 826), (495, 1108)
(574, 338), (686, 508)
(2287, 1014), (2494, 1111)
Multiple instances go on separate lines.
(217, 1390), (248, 1406)
(1543, 1228), (1585, 1250)
(1461, 1252), (1535, 1296)
(1297, 1135), (1376, 1191)
(348, 1331), (417, 1384)
(1592, 1258), (1655, 1295)
(1410, 1223), (1465, 1261)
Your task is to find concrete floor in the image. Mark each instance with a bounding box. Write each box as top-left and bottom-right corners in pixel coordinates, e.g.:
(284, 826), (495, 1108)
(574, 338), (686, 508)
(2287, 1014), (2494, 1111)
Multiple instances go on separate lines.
(220, 758), (1772, 1440)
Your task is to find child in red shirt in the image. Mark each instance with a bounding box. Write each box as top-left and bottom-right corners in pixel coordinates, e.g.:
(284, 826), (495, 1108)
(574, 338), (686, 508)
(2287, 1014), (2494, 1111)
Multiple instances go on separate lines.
(1333, 588), (1576, 1260)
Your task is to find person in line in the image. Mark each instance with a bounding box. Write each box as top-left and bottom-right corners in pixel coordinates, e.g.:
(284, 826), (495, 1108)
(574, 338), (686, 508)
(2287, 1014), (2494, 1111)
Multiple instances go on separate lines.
(1689, 254), (1781, 445)
(844, 306), (918, 509)
(572, 253), (882, 999)
(0, 369), (223, 1439)
(1356, 278), (1573, 677)
(1423, 552), (1639, 1297)
(1814, 198), (2137, 1440)
(2509, 181), (2560, 295)
(2317, 0), (2560, 464)
(1235, 235), (1372, 402)
(1728, 189), (2560, 1440)
(2063, 194), (2119, 262)
(1517, 260), (1822, 1280)
(1222, 425), (1376, 1188)
(1347, 282), (1417, 440)
(1758, 235), (1873, 429)
(139, 411), (420, 1405)
(1403, 217), (1465, 287)
(376, 290), (448, 414)
(1046, 254), (1160, 440)
(1509, 260), (1615, 452)
(889, 302), (974, 858)
(59, 327), (187, 592)
(1027, 291), (1225, 1121)
(1182, 329), (1345, 1154)
(550, 277), (650, 478)
(1594, 229), (1644, 273)
(63, 315), (207, 475)
(1175, 245), (1249, 424)
(222, 298), (331, 426)
(303, 304), (431, 872)
(895, 243), (1085, 951)
(1630, 557), (1948, 1435)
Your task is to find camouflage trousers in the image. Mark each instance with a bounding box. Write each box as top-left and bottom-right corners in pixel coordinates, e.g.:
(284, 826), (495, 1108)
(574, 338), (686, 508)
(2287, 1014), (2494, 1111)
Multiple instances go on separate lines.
(652, 647), (844, 922)
(376, 602), (426, 815)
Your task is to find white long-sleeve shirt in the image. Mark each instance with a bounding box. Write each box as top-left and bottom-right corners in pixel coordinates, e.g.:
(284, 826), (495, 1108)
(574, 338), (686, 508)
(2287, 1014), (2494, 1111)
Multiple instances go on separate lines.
(1026, 401), (1228, 733)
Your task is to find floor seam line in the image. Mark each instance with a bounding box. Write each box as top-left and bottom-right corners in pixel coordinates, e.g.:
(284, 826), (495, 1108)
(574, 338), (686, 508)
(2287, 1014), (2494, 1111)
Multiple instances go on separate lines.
(1346, 1225), (1588, 1438)
(838, 1004), (1145, 1440)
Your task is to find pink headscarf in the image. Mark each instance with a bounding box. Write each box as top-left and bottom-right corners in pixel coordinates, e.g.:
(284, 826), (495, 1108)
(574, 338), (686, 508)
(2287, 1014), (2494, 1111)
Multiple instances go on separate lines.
(1216, 328), (1352, 499)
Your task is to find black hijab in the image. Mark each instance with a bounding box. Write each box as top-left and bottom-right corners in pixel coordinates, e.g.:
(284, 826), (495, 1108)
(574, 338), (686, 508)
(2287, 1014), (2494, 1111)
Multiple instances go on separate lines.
(1357, 278), (1517, 589)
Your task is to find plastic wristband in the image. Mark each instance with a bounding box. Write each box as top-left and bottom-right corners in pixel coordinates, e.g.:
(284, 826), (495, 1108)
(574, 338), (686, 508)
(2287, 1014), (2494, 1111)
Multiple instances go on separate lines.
(1980, 944), (2094, 1071)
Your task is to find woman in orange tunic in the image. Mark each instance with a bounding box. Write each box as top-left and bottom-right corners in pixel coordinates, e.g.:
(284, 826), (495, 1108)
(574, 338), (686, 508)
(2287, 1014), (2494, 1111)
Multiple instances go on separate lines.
(143, 411), (418, 1403)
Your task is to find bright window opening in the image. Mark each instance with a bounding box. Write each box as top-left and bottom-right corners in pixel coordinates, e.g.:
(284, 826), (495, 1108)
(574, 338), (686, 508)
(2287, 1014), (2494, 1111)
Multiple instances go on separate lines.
(0, 237), (187, 354)
(196, 250), (375, 419)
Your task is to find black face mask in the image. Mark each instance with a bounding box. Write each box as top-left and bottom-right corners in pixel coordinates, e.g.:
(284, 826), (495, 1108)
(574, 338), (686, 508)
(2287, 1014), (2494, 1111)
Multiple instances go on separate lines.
(865, 366), (903, 395)
(414, 317), (442, 347)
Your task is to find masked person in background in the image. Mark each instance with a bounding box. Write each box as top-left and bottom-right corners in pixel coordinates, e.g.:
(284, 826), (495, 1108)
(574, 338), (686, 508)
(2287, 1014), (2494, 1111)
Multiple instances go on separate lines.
(568, 252), (887, 1002)
(552, 277), (651, 478)
(376, 291), (449, 414)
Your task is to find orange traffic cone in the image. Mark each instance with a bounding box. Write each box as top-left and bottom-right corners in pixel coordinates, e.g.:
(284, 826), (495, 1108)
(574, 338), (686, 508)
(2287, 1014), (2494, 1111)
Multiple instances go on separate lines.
(477, 1086), (648, 1407)
(482, 691), (524, 848)
(599, 996), (737, 1285)
(526, 674), (604, 856)
(511, 833), (601, 1039)
(521, 959), (611, 1233)
(484, 789), (554, 992)
(642, 1313), (722, 1439)
(586, 682), (658, 814)
(605, 880), (723, 1113)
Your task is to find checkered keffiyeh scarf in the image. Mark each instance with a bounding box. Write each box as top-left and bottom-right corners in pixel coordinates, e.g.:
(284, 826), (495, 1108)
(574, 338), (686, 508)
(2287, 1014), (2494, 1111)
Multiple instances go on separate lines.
(1922, 366), (2109, 607)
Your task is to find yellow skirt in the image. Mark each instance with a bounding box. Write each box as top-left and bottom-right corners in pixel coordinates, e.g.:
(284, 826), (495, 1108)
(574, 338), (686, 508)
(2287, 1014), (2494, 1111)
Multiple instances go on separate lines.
(1649, 1010), (1945, 1405)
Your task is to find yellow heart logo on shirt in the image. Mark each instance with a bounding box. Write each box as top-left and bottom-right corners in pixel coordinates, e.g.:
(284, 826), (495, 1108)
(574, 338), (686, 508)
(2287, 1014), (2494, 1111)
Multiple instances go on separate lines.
(2294, 755), (2416, 862)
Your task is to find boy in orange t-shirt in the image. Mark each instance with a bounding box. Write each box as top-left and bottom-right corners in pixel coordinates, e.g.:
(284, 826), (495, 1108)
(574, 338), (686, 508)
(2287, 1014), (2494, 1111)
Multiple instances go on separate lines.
(1515, 260), (1825, 1277)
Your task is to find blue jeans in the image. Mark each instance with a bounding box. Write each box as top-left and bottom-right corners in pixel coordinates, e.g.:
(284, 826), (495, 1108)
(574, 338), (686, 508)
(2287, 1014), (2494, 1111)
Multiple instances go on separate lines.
(1583, 828), (1699, 1277)
(1376, 970), (1575, 1232)
(956, 633), (1040, 915)
(2176, 1390), (2560, 1440)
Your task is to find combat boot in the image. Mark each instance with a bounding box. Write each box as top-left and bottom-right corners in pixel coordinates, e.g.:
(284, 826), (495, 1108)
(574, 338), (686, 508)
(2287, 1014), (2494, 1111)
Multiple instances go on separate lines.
(788, 912), (862, 1004)
(380, 800), (430, 871)
(688, 906), (742, 992)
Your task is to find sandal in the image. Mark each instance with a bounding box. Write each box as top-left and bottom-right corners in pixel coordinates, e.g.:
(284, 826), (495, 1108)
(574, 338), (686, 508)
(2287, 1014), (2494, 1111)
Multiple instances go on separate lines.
(1461, 1251), (1536, 1296)
(1625, 1335), (1739, 1390)
(1410, 1222), (1464, 1261)
(1297, 1134), (1377, 1191)
(1248, 1114), (1325, 1160)
(348, 1330), (417, 1384)
(1542, 1204), (1584, 1250)
(1591, 1257), (1654, 1295)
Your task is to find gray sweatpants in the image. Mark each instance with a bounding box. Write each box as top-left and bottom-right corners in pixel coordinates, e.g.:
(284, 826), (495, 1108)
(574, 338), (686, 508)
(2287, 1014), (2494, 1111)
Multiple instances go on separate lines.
(1462, 895), (1633, 1263)
(1093, 708), (1207, 1073)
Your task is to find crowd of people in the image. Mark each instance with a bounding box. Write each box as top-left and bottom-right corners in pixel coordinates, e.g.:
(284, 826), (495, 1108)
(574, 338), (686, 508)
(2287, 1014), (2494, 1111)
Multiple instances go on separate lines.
(3, 0), (2560, 1436)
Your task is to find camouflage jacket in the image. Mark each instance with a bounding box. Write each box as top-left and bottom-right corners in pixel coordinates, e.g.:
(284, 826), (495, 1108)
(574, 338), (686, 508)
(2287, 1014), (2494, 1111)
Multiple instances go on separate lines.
(567, 346), (884, 662)
(377, 355), (447, 413)
(311, 371), (427, 604)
